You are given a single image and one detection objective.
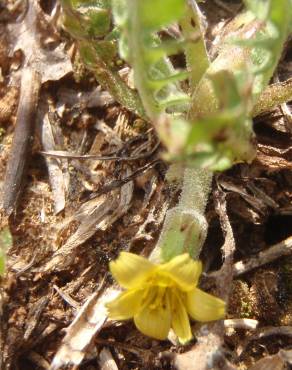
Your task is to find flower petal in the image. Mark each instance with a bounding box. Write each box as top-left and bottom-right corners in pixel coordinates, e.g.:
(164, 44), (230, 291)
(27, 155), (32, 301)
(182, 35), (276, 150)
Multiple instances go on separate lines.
(106, 289), (143, 320)
(134, 289), (171, 340)
(159, 254), (202, 291)
(110, 252), (156, 289)
(170, 290), (192, 344)
(186, 288), (225, 322)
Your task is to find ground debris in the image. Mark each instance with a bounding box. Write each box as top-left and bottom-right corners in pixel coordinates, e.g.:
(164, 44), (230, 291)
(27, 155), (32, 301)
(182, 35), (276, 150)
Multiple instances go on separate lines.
(7, 0), (72, 82)
(39, 110), (69, 214)
(0, 86), (18, 124)
(98, 347), (119, 370)
(233, 236), (292, 276)
(50, 287), (120, 370)
(1, 0), (292, 369)
(42, 165), (134, 272)
(247, 353), (285, 370)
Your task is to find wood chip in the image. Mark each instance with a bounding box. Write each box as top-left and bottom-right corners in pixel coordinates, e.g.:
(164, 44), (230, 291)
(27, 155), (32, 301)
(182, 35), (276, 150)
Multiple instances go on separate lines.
(43, 193), (118, 272)
(98, 348), (119, 370)
(224, 319), (259, 330)
(40, 112), (69, 214)
(50, 287), (120, 370)
(27, 351), (50, 370)
(24, 296), (49, 341)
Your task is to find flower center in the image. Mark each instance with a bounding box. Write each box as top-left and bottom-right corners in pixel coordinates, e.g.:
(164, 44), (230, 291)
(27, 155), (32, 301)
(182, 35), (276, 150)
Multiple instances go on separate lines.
(140, 285), (169, 312)
(139, 273), (181, 313)
(149, 286), (167, 310)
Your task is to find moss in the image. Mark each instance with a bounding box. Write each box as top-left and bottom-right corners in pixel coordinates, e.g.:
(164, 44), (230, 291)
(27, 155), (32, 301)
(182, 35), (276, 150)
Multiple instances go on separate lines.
(132, 118), (148, 133)
(229, 280), (256, 319)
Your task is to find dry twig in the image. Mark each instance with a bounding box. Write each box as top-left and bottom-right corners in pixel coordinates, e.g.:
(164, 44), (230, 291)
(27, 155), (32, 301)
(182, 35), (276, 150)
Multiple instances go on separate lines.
(233, 236), (292, 276)
(224, 319), (259, 331)
(2, 68), (41, 215)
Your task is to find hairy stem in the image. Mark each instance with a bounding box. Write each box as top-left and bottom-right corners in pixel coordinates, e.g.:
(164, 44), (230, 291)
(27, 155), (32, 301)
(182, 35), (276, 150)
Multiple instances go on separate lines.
(150, 166), (212, 263)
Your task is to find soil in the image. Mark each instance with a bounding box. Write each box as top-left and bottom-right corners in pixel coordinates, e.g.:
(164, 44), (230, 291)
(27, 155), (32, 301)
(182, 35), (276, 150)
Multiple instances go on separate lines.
(0, 1), (291, 369)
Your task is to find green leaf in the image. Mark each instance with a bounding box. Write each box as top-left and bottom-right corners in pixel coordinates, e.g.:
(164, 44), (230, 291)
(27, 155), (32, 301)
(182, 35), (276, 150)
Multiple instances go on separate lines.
(71, 0), (110, 9)
(139, 0), (186, 30)
(180, 1), (210, 91)
(156, 116), (191, 157)
(85, 8), (111, 37)
(243, 0), (270, 20)
(112, 0), (128, 26)
(210, 70), (244, 111)
(61, 0), (111, 38)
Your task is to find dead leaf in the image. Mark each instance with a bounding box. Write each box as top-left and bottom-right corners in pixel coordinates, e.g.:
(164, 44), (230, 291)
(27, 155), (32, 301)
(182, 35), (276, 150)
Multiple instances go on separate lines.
(0, 86), (18, 123)
(8, 0), (72, 82)
(57, 86), (114, 109)
(43, 166), (133, 272)
(43, 193), (118, 272)
(174, 328), (236, 370)
(255, 153), (292, 171)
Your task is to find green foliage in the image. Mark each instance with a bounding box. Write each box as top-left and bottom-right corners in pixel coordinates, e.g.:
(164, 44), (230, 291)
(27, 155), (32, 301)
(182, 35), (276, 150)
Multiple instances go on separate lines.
(141, 0), (186, 30)
(179, 2), (210, 90)
(59, 0), (146, 118)
(111, 0), (291, 262)
(113, 0), (292, 170)
(239, 0), (292, 97)
(61, 0), (111, 38)
(60, 0), (292, 263)
(113, 0), (191, 120)
(60, 0), (292, 168)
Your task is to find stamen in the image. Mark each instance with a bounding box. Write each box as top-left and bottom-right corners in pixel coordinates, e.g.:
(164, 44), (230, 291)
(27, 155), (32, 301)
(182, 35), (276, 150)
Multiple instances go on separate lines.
(150, 287), (166, 310)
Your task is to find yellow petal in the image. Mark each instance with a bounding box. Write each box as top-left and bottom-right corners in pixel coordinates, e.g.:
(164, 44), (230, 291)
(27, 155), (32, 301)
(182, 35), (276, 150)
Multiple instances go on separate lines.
(186, 288), (225, 322)
(134, 289), (171, 340)
(159, 254), (202, 291)
(106, 289), (143, 320)
(170, 290), (192, 344)
(110, 252), (156, 289)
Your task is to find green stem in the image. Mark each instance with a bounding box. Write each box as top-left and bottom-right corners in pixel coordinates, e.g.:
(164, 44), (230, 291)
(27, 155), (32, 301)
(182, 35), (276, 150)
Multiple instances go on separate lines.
(79, 42), (146, 119)
(150, 166), (212, 263)
(150, 1), (213, 263)
(179, 167), (212, 214)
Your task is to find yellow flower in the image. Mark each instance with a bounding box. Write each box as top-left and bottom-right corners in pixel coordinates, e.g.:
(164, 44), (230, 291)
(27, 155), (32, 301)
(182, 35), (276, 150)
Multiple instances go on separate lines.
(106, 252), (225, 343)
